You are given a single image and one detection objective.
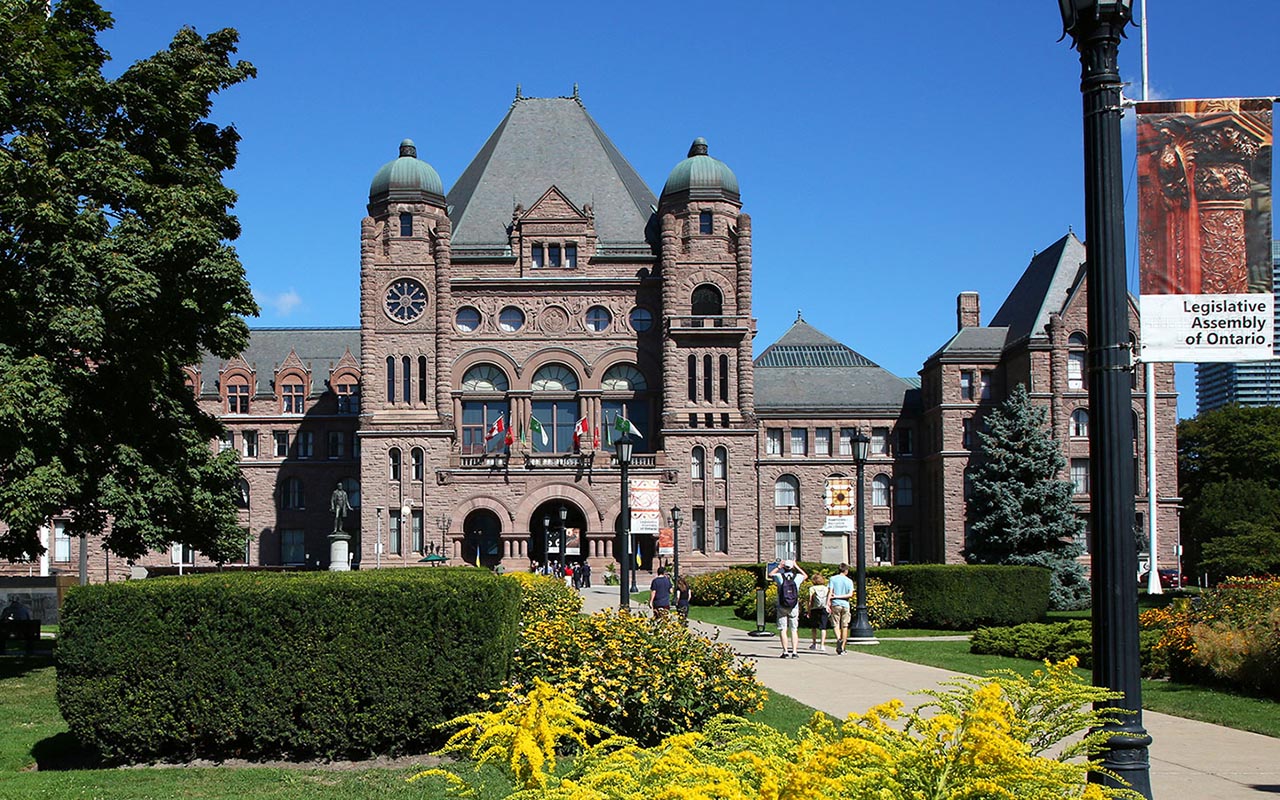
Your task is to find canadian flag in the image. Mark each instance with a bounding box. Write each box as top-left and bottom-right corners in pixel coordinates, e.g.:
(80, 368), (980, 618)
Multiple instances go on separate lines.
(571, 416), (590, 448)
(484, 414), (505, 443)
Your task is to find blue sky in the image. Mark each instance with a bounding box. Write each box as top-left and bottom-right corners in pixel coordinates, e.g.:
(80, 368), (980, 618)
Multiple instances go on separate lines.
(95, 1), (1277, 420)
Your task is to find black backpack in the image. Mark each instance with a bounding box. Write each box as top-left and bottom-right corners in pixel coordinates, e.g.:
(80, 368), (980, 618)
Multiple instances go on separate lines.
(779, 572), (799, 608)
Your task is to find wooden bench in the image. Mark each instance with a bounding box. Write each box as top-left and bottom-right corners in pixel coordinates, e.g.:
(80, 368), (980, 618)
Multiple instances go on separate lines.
(0, 619), (41, 656)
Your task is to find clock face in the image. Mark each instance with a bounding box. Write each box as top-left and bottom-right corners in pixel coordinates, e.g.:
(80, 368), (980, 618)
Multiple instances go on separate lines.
(385, 278), (428, 323)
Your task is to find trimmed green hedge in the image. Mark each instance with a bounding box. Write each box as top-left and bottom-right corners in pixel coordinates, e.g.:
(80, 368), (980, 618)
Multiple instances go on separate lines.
(971, 619), (1167, 676)
(55, 568), (520, 763)
(734, 563), (1049, 629)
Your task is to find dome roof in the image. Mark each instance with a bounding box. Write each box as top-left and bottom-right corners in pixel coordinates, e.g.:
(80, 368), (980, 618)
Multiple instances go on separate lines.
(369, 139), (444, 202)
(660, 137), (739, 200)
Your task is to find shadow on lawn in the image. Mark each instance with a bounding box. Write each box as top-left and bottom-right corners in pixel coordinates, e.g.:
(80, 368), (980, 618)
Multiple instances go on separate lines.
(31, 732), (103, 771)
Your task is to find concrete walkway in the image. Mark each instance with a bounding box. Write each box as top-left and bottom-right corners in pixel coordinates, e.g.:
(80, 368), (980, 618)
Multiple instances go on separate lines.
(577, 585), (1280, 799)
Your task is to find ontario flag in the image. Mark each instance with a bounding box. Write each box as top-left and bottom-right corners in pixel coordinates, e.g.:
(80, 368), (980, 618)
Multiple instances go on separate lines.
(613, 415), (643, 439)
(571, 416), (590, 449)
(484, 414), (506, 445)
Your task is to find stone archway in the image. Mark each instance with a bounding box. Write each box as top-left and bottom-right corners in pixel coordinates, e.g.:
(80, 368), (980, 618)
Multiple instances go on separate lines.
(461, 508), (502, 568)
(529, 501), (587, 572)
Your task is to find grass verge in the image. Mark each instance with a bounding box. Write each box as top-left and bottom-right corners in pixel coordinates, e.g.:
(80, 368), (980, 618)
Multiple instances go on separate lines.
(685, 604), (961, 638)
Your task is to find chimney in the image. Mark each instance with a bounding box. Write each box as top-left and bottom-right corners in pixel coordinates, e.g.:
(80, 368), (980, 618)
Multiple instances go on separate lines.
(957, 292), (981, 330)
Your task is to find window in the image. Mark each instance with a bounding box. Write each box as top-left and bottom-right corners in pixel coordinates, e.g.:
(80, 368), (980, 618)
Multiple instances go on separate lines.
(1070, 458), (1090, 494)
(1070, 408), (1089, 438)
(388, 510), (402, 555)
(839, 428), (854, 456)
(896, 427), (913, 456)
(895, 476), (913, 506)
(960, 370), (974, 401)
(979, 371), (992, 400)
(691, 507), (706, 551)
(280, 477), (304, 510)
(713, 446), (727, 480)
(775, 525), (797, 562)
(412, 509), (424, 553)
(548, 243), (562, 268)
(455, 307), (481, 332)
(714, 508), (728, 553)
(601, 364), (646, 392)
(282, 382), (305, 414)
(766, 428), (783, 456)
(691, 447), (705, 480)
(389, 448), (402, 481)
(336, 383), (358, 414)
(499, 306), (524, 332)
(227, 380), (250, 414)
(774, 475), (799, 507)
(719, 354), (729, 402)
(411, 447), (424, 481)
(532, 399), (576, 453)
(629, 307), (653, 332)
(531, 364), (579, 392)
(274, 431), (289, 457)
(53, 520), (70, 562)
(531, 244), (544, 269)
(339, 478), (360, 510)
(1068, 332), (1087, 391)
(565, 243), (577, 268)
(872, 474), (891, 507)
(242, 431), (258, 459)
(703, 354), (713, 401)
(687, 355), (697, 401)
(871, 427), (889, 456)
(402, 356), (411, 404)
(327, 431), (345, 459)
(691, 284), (723, 317)
(386, 356), (395, 402)
(962, 417), (974, 450)
(807, 427), (828, 456)
(280, 530), (304, 565)
(790, 428), (807, 456)
(219, 432), (233, 453)
(297, 431), (313, 459)
(585, 306), (611, 332)
(461, 365), (510, 455)
(399, 212), (412, 237)
(699, 210), (712, 234)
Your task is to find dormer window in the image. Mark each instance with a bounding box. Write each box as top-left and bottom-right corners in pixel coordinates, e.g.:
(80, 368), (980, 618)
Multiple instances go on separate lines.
(548, 244), (562, 268)
(399, 213), (412, 237)
(565, 243), (577, 268)
(699, 210), (712, 234)
(531, 244), (544, 269)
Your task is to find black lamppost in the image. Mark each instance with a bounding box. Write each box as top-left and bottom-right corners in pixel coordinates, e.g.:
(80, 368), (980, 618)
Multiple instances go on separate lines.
(438, 514), (450, 558)
(1058, 2), (1151, 797)
(670, 506), (682, 584)
(615, 434), (634, 610)
(558, 505), (568, 568)
(849, 429), (877, 644)
(542, 512), (552, 574)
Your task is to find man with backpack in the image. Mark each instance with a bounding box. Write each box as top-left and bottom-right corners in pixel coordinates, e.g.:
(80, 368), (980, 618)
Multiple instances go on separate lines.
(768, 559), (807, 658)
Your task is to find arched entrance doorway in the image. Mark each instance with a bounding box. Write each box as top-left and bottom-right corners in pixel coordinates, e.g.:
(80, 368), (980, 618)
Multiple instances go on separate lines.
(530, 501), (586, 572)
(614, 513), (656, 575)
(462, 509), (502, 568)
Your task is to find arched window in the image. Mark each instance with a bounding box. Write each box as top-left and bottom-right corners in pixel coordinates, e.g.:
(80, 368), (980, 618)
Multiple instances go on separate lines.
(236, 479), (250, 509)
(1071, 408), (1089, 438)
(389, 448), (402, 482)
(279, 477), (304, 510)
(602, 364), (651, 453)
(411, 447), (424, 481)
(872, 474), (891, 507)
(719, 354), (729, 402)
(774, 475), (799, 508)
(461, 364), (509, 392)
(386, 356), (395, 403)
(687, 355), (697, 401)
(402, 356), (411, 404)
(225, 376), (250, 414)
(461, 365), (510, 455)
(399, 212), (412, 237)
(713, 446), (727, 480)
(895, 476), (913, 506)
(691, 447), (705, 480)
(703, 354), (713, 401)
(1068, 332), (1087, 391)
(418, 356), (428, 404)
(531, 364), (579, 453)
(691, 284), (723, 317)
(280, 380), (305, 414)
(602, 364), (647, 391)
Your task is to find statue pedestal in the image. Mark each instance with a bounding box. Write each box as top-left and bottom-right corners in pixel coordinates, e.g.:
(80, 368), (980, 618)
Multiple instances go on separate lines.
(328, 532), (351, 572)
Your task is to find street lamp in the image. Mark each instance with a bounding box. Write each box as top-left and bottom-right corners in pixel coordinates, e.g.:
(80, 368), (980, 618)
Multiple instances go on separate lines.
(438, 514), (450, 559)
(615, 433), (634, 610)
(558, 505), (568, 569)
(849, 429), (877, 644)
(670, 505), (682, 584)
(542, 512), (552, 575)
(1058, 2), (1151, 798)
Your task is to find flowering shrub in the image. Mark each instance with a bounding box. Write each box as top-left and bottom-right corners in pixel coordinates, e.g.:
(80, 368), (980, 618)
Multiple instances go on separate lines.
(411, 659), (1142, 799)
(508, 610), (765, 745)
(507, 572), (583, 626)
(734, 577), (912, 629)
(685, 568), (757, 606)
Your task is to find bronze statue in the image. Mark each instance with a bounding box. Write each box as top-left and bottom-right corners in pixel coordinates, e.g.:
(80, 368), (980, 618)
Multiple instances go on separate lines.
(330, 482), (352, 533)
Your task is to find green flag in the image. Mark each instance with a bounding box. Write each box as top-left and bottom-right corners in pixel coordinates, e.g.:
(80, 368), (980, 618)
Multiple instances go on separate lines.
(613, 415), (643, 439)
(529, 416), (550, 446)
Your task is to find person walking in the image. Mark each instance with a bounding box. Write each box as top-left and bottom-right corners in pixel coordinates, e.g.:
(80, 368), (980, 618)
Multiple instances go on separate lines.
(768, 559), (807, 658)
(674, 575), (692, 622)
(827, 562), (854, 655)
(805, 573), (832, 652)
(649, 566), (673, 618)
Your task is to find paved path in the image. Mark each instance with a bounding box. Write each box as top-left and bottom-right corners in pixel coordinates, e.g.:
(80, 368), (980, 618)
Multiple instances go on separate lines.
(577, 586), (1280, 799)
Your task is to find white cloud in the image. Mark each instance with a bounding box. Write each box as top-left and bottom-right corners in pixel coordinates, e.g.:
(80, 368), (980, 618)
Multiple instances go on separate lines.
(256, 289), (302, 317)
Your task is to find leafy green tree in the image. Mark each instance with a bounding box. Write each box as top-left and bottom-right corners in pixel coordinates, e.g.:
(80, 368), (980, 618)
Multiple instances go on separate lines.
(965, 383), (1089, 610)
(0, 0), (257, 562)
(1179, 406), (1280, 578)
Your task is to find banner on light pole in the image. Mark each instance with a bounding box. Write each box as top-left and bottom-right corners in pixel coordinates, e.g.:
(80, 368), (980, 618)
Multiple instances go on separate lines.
(629, 477), (661, 535)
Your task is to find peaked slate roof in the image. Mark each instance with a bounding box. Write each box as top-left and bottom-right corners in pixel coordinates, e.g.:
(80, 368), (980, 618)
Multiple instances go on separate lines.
(447, 97), (658, 248)
(754, 319), (919, 413)
(989, 232), (1087, 343)
(197, 328), (361, 397)
(928, 327), (1012, 361)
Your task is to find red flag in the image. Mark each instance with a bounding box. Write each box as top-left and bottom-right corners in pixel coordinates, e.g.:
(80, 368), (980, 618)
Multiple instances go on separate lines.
(505, 419), (515, 447)
(484, 414), (505, 443)
(593, 424), (600, 449)
(572, 416), (589, 448)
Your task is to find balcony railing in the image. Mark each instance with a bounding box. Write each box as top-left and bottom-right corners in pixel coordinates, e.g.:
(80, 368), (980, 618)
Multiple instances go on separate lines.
(666, 314), (751, 332)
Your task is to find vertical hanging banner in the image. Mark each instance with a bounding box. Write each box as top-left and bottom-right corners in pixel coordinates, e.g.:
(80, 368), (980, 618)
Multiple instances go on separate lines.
(564, 528), (581, 557)
(629, 477), (661, 535)
(657, 527), (674, 556)
(1137, 98), (1274, 362)
(823, 477), (854, 533)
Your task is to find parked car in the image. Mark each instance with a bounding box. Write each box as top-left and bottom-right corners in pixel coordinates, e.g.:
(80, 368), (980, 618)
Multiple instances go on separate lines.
(1139, 568), (1188, 589)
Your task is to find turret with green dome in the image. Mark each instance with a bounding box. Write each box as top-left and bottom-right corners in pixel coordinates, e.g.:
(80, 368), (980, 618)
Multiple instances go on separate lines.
(660, 137), (740, 204)
(369, 139), (445, 205)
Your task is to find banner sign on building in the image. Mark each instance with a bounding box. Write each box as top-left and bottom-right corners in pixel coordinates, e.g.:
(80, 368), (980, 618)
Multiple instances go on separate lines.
(824, 477), (854, 534)
(564, 528), (581, 557)
(629, 477), (661, 535)
(1137, 98), (1274, 363)
(657, 527), (674, 556)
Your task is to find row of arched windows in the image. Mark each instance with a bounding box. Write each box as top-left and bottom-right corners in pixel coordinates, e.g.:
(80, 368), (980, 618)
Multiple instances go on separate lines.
(387, 355), (430, 405)
(687, 353), (731, 403)
(690, 446), (728, 480)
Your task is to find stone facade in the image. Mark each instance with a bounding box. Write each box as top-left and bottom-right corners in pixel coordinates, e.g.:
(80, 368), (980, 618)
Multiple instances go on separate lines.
(1, 94), (1181, 582)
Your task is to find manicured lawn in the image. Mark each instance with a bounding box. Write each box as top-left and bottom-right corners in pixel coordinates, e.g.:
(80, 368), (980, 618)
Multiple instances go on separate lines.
(866, 639), (1280, 739)
(685, 603), (961, 638)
